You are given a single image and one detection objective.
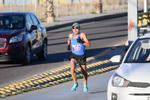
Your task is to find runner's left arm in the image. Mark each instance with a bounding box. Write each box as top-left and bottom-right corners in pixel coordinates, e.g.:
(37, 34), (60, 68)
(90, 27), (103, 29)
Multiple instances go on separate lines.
(81, 32), (90, 47)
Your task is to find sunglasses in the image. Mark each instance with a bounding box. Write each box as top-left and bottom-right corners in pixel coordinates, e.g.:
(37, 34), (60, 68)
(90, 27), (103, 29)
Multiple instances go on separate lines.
(72, 26), (80, 29)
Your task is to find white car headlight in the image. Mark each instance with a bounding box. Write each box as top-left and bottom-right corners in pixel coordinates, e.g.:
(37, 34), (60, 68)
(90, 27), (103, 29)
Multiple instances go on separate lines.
(9, 34), (23, 43)
(112, 73), (129, 87)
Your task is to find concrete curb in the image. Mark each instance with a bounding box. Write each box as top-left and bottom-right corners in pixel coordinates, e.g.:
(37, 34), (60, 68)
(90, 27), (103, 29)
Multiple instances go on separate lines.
(45, 11), (127, 31)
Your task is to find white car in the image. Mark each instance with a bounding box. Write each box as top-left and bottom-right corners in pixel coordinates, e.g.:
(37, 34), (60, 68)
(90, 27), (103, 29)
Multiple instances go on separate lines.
(107, 35), (150, 100)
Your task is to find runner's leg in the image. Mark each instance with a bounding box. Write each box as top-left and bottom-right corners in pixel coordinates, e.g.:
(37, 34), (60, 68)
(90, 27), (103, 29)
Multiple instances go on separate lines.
(80, 64), (87, 85)
(81, 64), (88, 92)
(70, 58), (78, 91)
(70, 58), (77, 84)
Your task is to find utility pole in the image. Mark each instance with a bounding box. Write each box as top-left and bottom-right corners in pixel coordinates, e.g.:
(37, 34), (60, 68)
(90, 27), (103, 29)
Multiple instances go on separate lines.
(128, 0), (138, 45)
(35, 0), (37, 15)
(46, 0), (55, 23)
(144, 0), (148, 13)
(2, 0), (5, 5)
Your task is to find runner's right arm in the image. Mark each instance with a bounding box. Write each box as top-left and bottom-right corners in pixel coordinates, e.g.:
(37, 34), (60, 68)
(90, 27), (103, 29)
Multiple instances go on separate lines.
(67, 34), (72, 50)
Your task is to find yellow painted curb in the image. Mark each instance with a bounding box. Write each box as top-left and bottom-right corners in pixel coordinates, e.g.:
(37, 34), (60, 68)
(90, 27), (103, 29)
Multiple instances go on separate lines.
(0, 50), (118, 98)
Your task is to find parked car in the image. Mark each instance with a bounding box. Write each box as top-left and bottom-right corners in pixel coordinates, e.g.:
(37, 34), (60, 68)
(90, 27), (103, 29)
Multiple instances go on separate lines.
(107, 34), (150, 100)
(0, 12), (47, 64)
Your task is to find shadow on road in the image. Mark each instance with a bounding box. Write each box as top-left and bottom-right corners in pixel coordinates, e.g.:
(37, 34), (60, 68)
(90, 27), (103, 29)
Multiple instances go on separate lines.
(47, 33), (127, 47)
(89, 90), (107, 94)
(47, 20), (127, 42)
(0, 45), (127, 69)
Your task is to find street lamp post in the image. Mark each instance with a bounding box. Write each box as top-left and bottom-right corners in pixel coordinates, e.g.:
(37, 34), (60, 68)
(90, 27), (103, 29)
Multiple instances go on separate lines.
(128, 0), (138, 45)
(144, 0), (148, 13)
(35, 0), (37, 15)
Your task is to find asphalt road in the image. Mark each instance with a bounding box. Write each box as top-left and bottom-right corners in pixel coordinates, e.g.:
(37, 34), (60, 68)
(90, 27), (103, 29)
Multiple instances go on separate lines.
(5, 71), (114, 100)
(0, 16), (127, 88)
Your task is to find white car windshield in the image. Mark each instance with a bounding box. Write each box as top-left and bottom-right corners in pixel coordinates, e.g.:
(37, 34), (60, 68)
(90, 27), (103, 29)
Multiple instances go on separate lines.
(125, 38), (150, 63)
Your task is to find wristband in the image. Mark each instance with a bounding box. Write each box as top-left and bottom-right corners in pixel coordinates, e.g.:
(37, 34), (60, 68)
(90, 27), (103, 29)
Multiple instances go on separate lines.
(77, 37), (84, 44)
(67, 45), (71, 51)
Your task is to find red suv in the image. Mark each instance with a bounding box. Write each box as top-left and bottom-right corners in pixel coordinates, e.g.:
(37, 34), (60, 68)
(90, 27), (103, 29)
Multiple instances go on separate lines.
(0, 12), (47, 64)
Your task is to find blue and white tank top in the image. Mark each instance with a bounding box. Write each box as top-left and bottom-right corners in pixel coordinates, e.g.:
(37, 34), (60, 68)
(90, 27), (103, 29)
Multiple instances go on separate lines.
(71, 32), (85, 55)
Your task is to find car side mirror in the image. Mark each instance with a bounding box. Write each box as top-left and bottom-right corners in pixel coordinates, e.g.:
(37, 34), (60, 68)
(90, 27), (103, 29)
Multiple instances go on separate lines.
(110, 55), (121, 63)
(30, 25), (37, 31)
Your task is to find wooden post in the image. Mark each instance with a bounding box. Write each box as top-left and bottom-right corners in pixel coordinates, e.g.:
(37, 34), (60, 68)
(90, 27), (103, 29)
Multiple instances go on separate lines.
(128, 0), (138, 45)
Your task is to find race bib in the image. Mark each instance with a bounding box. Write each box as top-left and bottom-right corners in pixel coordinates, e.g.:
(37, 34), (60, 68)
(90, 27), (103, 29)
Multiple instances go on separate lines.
(72, 44), (81, 51)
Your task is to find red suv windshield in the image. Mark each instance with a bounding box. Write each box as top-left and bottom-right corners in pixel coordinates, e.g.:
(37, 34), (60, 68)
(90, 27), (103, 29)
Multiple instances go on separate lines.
(0, 15), (25, 30)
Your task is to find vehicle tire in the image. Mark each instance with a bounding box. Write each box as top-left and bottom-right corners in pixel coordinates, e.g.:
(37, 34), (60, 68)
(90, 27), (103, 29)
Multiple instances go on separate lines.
(38, 41), (47, 60)
(23, 44), (31, 65)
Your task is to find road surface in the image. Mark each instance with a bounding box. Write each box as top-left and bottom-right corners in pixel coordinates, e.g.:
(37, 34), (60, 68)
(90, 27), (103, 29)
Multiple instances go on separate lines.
(5, 71), (114, 100)
(0, 16), (127, 90)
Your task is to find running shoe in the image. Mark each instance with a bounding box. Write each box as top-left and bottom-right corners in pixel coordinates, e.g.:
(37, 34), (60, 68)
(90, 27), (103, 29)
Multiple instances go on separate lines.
(83, 85), (88, 93)
(71, 83), (78, 91)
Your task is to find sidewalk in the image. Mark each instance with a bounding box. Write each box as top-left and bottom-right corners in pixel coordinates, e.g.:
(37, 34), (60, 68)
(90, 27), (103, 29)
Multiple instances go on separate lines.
(42, 9), (127, 30)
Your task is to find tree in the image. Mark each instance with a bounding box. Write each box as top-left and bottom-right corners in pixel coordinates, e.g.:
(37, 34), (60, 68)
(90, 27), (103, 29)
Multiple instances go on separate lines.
(46, 0), (55, 23)
(95, 0), (103, 13)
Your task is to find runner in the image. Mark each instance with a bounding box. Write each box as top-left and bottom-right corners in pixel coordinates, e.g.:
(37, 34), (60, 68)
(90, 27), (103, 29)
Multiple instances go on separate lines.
(67, 22), (90, 92)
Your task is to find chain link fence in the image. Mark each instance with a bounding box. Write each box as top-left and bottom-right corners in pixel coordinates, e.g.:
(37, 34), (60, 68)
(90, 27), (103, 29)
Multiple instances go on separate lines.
(0, 0), (147, 22)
